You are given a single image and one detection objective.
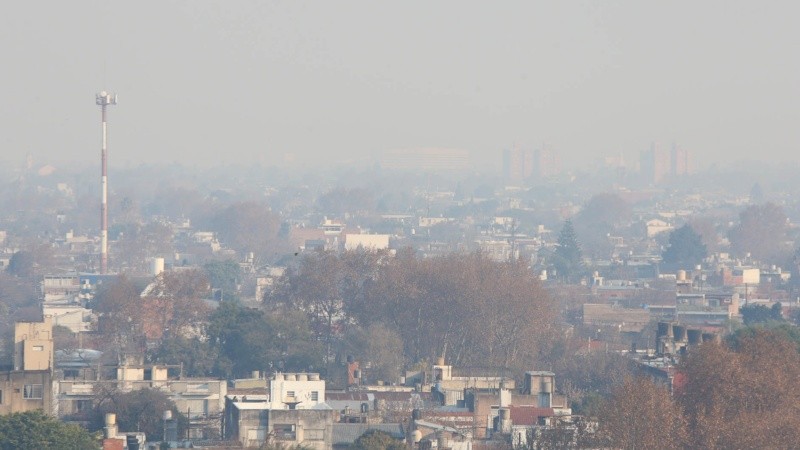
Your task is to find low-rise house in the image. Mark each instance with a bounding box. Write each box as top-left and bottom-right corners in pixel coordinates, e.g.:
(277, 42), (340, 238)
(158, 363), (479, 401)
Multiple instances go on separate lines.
(55, 357), (226, 439)
(224, 373), (335, 449)
(0, 317), (55, 416)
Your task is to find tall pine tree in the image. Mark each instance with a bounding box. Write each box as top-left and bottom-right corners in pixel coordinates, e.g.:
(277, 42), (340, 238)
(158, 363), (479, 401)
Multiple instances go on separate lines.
(553, 220), (584, 282)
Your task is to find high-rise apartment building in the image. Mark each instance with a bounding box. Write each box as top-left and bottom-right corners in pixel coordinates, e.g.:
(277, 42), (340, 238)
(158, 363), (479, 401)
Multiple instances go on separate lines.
(640, 143), (691, 184)
(534, 145), (560, 178)
(503, 145), (559, 183)
(640, 143), (671, 184)
(671, 144), (691, 176)
(502, 147), (532, 182)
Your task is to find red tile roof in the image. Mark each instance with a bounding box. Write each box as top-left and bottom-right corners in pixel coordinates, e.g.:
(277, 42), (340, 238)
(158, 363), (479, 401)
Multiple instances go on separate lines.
(509, 406), (555, 426)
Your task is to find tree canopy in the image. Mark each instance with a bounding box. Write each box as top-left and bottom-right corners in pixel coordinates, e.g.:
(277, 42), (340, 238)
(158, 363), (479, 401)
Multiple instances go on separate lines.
(206, 302), (322, 378)
(350, 430), (406, 450)
(91, 388), (185, 442)
(572, 193), (631, 258)
(210, 201), (287, 262)
(204, 259), (241, 299)
(661, 224), (707, 270)
(729, 202), (789, 264)
(595, 328), (800, 449)
(0, 410), (99, 450)
(677, 328), (800, 448)
(740, 303), (783, 326)
(275, 250), (556, 373)
(599, 376), (687, 449)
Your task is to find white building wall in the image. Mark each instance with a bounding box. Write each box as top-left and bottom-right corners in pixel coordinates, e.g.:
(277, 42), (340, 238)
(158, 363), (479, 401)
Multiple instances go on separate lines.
(269, 373), (326, 409)
(344, 234), (389, 251)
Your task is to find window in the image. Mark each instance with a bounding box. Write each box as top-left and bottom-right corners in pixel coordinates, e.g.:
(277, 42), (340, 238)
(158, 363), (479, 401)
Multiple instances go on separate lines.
(0, 389), (3, 404)
(286, 390), (295, 398)
(538, 393), (550, 408)
(32, 345), (44, 351)
(75, 400), (92, 412)
(310, 391), (319, 401)
(273, 424), (296, 440)
(24, 384), (43, 399)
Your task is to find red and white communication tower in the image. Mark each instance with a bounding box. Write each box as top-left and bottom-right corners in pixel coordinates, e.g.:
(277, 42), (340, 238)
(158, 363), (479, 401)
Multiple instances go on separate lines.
(96, 91), (117, 274)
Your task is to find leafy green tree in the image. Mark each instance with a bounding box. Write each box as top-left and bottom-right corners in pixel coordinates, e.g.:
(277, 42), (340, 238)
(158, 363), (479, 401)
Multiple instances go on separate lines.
(206, 302), (275, 377)
(342, 323), (405, 383)
(552, 220), (583, 282)
(0, 410), (99, 450)
(206, 302), (322, 377)
(728, 322), (800, 353)
(740, 303), (783, 326)
(350, 430), (406, 450)
(661, 224), (707, 270)
(6, 251), (34, 278)
(151, 334), (218, 377)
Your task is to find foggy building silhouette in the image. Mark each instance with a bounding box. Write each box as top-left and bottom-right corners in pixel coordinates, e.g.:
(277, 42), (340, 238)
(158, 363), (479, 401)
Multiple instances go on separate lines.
(503, 146), (533, 182)
(503, 145), (559, 183)
(640, 143), (691, 184)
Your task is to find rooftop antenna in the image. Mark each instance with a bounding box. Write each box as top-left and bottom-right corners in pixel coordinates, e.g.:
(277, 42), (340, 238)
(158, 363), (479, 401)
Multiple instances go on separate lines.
(96, 91), (117, 274)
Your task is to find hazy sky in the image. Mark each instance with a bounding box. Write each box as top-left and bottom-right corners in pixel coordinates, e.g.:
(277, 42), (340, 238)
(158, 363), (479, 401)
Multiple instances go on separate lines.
(1, 1), (799, 171)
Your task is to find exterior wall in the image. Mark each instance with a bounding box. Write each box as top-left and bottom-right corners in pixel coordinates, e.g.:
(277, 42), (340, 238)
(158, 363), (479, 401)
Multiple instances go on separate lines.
(344, 234), (390, 251)
(234, 408), (269, 447)
(270, 373), (325, 410)
(168, 379), (227, 419)
(269, 409), (336, 450)
(43, 305), (94, 333)
(645, 220), (673, 237)
(14, 317), (53, 371)
(470, 391), (498, 439)
(42, 275), (81, 303)
(57, 374), (226, 438)
(0, 370), (53, 415)
(225, 400), (335, 450)
(523, 372), (554, 407)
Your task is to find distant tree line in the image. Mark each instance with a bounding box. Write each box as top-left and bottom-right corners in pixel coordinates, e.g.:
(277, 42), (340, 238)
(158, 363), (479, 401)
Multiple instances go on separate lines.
(89, 250), (556, 381)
